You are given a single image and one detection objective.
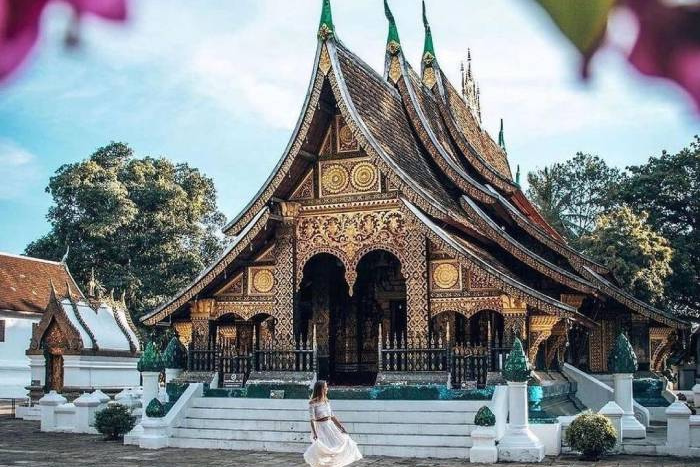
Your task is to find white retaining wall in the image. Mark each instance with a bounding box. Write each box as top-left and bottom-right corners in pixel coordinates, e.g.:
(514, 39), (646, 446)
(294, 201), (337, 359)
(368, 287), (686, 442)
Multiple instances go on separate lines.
(562, 363), (649, 427)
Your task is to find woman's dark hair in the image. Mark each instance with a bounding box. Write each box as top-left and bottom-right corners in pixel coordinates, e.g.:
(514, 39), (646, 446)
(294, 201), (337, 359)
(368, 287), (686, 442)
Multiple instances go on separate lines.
(310, 380), (328, 404)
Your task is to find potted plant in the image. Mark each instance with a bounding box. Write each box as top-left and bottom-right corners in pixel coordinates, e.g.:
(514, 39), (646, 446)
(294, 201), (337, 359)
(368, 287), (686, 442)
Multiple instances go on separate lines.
(565, 412), (617, 460)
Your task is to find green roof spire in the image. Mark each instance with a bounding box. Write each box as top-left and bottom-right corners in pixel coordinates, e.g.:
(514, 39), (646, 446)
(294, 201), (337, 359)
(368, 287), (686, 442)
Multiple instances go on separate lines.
(422, 0), (435, 65)
(498, 118), (506, 152)
(515, 165), (521, 186)
(384, 0), (401, 54)
(608, 332), (638, 374)
(502, 337), (530, 382)
(318, 0), (335, 40)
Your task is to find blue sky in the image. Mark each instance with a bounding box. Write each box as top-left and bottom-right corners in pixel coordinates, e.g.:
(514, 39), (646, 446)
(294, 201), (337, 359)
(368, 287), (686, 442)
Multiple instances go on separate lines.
(0, 0), (698, 254)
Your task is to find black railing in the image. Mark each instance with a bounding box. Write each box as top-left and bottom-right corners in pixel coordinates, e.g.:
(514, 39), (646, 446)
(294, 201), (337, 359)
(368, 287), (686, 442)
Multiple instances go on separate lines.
(187, 335), (317, 386)
(254, 340), (316, 372)
(451, 345), (489, 388)
(187, 348), (218, 372)
(379, 334), (448, 372)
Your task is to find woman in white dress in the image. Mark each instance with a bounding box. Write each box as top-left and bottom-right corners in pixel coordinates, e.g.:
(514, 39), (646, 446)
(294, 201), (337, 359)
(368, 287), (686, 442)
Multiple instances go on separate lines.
(304, 380), (362, 467)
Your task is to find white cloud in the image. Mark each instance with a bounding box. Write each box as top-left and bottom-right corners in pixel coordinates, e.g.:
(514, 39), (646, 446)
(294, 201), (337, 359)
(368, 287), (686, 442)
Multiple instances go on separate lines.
(0, 140), (43, 200)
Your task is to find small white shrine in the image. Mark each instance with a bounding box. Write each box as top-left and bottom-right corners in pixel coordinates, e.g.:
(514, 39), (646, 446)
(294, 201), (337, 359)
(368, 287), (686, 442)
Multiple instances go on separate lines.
(26, 279), (141, 400)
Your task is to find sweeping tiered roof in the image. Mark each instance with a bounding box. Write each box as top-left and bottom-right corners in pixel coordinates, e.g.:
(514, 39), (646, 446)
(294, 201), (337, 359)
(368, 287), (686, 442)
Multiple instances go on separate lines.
(143, 0), (686, 330)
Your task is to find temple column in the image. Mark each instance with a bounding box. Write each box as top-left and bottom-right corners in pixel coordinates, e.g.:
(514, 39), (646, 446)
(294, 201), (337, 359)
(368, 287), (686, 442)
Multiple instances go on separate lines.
(527, 315), (560, 366)
(502, 295), (527, 347)
(190, 299), (215, 350)
(273, 203), (298, 348)
(404, 231), (429, 339)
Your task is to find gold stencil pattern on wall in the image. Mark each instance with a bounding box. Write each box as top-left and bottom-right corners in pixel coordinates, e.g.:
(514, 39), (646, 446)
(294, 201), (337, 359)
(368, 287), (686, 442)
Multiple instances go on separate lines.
(321, 164), (350, 195)
(432, 263), (460, 290)
(350, 162), (378, 191)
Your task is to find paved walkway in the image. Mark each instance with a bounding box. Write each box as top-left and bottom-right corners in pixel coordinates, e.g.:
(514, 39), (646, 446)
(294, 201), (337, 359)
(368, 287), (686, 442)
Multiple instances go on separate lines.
(1, 418), (699, 467)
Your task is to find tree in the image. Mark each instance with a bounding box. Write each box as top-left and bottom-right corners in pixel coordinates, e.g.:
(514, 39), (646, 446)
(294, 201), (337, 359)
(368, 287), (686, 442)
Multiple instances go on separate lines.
(581, 206), (673, 305)
(25, 142), (227, 322)
(617, 136), (700, 316)
(527, 153), (622, 249)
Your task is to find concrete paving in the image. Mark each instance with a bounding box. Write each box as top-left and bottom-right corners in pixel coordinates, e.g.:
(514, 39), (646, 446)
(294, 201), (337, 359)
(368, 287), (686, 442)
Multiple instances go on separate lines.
(1, 418), (700, 467)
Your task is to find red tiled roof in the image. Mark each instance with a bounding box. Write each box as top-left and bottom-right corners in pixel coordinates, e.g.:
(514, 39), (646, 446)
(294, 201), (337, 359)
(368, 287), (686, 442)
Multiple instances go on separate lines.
(0, 253), (83, 313)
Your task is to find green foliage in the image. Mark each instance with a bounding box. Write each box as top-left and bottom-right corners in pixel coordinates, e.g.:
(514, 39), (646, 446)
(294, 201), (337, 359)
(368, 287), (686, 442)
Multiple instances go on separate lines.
(526, 137), (699, 317)
(581, 206), (672, 304)
(617, 136), (700, 316)
(474, 406), (496, 427)
(502, 338), (530, 382)
(163, 336), (186, 369)
(24, 142), (227, 322)
(527, 153), (622, 248)
(145, 398), (166, 418)
(565, 412), (617, 460)
(138, 341), (164, 372)
(94, 404), (136, 440)
(607, 333), (638, 374)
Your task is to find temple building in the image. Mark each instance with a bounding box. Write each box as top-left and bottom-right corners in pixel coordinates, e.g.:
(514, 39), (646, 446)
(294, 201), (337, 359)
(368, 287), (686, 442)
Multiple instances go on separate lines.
(26, 271), (141, 400)
(141, 0), (689, 387)
(0, 253), (82, 398)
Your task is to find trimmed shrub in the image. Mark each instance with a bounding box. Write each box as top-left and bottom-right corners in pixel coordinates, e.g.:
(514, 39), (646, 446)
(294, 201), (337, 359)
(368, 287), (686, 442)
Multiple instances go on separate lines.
(565, 412), (617, 460)
(145, 398), (166, 418)
(94, 404), (136, 440)
(474, 406), (496, 426)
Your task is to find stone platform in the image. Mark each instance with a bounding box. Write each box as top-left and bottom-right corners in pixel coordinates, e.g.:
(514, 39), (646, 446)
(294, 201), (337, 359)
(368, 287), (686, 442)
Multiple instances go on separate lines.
(0, 418), (697, 467)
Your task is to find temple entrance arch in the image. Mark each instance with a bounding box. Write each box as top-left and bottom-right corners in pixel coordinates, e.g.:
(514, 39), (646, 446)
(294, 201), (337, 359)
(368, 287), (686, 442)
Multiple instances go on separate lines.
(297, 250), (406, 385)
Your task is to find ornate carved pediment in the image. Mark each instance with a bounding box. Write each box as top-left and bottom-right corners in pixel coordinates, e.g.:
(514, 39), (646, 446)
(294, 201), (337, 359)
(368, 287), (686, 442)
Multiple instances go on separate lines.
(214, 272), (244, 298)
(29, 291), (83, 355)
(430, 296), (502, 320)
(290, 170), (314, 201)
(502, 295), (527, 314)
(213, 300), (274, 321)
(296, 207), (408, 291)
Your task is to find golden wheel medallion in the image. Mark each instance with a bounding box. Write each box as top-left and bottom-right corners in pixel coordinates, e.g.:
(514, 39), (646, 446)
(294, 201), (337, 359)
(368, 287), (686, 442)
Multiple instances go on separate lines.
(321, 164), (349, 194)
(338, 124), (355, 148)
(253, 269), (275, 294)
(433, 263), (459, 290)
(350, 162), (377, 191)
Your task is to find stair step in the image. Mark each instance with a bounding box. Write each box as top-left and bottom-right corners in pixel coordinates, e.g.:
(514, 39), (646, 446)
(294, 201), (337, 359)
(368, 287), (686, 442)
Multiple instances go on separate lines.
(186, 407), (475, 424)
(181, 418), (474, 436)
(168, 437), (470, 459)
(192, 397), (481, 413)
(172, 427), (471, 448)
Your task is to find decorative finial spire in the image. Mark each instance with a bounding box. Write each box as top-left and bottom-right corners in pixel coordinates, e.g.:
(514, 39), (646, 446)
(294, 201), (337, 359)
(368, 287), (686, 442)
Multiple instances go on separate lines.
(65, 280), (72, 299)
(467, 48), (472, 77)
(384, 0), (401, 55)
(60, 244), (70, 264)
(88, 268), (96, 297)
(498, 118), (506, 152)
(515, 165), (521, 186)
(318, 0), (335, 41)
(421, 0), (435, 66)
(49, 279), (58, 300)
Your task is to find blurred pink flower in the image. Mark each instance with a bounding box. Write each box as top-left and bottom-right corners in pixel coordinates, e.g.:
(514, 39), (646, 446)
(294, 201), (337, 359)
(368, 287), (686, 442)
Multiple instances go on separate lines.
(0, 0), (126, 82)
(625, 0), (700, 110)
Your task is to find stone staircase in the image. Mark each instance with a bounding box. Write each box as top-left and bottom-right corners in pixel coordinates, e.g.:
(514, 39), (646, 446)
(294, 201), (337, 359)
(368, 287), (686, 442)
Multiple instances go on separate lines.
(169, 397), (485, 458)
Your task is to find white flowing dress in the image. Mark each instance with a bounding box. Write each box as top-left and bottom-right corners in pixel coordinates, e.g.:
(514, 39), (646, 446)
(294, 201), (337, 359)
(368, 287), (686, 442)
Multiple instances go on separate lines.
(303, 401), (362, 467)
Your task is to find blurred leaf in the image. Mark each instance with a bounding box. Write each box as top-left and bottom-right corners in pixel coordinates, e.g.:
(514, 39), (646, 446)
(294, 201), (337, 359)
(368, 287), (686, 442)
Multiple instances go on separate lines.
(535, 0), (616, 54)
